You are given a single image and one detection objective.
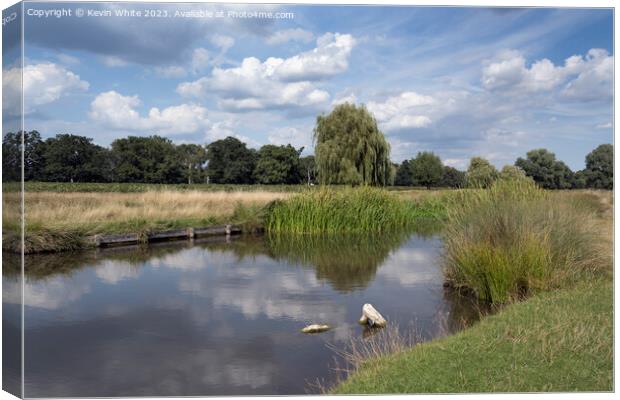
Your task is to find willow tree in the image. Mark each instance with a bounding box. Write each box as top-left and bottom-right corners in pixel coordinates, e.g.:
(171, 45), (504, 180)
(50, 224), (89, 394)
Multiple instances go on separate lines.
(313, 103), (391, 186)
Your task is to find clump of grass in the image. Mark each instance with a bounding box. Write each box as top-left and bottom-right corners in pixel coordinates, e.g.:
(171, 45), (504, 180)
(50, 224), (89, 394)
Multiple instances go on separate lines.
(266, 186), (441, 234)
(231, 202), (267, 233)
(443, 177), (606, 303)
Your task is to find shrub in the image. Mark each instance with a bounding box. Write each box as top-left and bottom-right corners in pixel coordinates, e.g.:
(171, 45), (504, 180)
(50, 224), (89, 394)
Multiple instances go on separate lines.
(443, 178), (604, 303)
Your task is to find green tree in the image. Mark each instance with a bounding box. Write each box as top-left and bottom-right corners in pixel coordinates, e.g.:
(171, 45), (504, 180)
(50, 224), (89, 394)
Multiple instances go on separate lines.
(572, 170), (587, 189)
(314, 103), (391, 186)
(466, 157), (499, 188)
(254, 144), (302, 184)
(299, 155), (316, 185)
(410, 151), (443, 189)
(499, 165), (529, 181)
(178, 144), (207, 184)
(515, 149), (574, 189)
(205, 136), (257, 184)
(584, 144), (613, 189)
(42, 134), (111, 182)
(2, 131), (45, 181)
(439, 166), (466, 188)
(394, 160), (414, 186)
(110, 136), (183, 183)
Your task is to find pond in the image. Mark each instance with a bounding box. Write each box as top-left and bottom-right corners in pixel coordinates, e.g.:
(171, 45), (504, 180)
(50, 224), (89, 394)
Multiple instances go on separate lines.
(3, 232), (481, 397)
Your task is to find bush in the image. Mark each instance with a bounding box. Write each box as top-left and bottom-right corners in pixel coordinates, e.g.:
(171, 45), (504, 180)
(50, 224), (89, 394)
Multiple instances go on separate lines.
(443, 178), (604, 303)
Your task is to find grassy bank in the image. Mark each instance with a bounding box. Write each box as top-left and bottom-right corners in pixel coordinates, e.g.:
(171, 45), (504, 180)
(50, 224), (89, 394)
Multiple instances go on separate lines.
(333, 183), (613, 393)
(3, 190), (291, 253)
(334, 278), (613, 393)
(266, 187), (447, 234)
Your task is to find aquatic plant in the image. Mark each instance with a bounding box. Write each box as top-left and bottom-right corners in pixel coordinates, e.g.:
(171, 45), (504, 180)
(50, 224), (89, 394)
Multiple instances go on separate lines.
(265, 187), (441, 234)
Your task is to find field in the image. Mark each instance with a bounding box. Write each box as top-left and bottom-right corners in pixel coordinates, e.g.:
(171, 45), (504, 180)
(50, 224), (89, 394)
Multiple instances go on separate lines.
(2, 187), (292, 252)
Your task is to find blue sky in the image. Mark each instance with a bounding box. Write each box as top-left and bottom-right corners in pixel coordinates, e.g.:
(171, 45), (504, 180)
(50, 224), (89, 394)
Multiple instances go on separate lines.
(3, 2), (613, 170)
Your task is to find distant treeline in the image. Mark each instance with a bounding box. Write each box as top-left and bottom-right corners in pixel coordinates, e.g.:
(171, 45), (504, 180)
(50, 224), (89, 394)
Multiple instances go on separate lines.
(2, 130), (612, 190)
(394, 145), (612, 190)
(2, 132), (316, 185)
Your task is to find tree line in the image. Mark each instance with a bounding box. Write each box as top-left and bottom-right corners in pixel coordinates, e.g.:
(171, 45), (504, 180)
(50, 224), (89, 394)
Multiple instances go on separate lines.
(1, 103), (612, 189)
(393, 145), (612, 190)
(1, 131), (316, 185)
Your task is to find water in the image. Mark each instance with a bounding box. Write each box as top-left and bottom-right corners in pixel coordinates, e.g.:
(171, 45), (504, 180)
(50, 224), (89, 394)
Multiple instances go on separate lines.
(3, 233), (481, 397)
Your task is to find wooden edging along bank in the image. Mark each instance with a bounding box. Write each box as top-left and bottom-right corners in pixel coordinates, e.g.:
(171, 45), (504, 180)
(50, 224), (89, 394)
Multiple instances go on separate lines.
(89, 224), (244, 248)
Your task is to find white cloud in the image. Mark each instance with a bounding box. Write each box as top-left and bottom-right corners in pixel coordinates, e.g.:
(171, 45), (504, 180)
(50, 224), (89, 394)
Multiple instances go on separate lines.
(155, 65), (188, 78)
(3, 62), (89, 116)
(267, 126), (312, 150)
(177, 33), (355, 111)
(266, 28), (314, 45)
(332, 93), (358, 106)
(206, 119), (260, 147)
(274, 33), (356, 81)
(482, 48), (613, 100)
(210, 34), (235, 51)
(89, 91), (211, 135)
(178, 58), (330, 111)
(154, 47), (210, 78)
(101, 55), (130, 67)
(562, 49), (613, 101)
(367, 91), (435, 131)
(191, 47), (210, 74)
(56, 53), (80, 65)
(596, 122), (612, 129)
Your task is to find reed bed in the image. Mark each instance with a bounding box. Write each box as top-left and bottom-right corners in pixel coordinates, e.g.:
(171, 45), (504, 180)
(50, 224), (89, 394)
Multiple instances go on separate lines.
(443, 177), (607, 303)
(265, 186), (444, 234)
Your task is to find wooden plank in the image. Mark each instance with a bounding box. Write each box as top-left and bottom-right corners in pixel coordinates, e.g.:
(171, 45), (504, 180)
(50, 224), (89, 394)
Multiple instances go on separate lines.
(147, 229), (189, 242)
(94, 233), (141, 247)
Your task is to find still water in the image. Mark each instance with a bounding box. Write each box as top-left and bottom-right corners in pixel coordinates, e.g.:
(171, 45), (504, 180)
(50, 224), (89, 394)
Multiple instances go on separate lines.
(3, 232), (480, 397)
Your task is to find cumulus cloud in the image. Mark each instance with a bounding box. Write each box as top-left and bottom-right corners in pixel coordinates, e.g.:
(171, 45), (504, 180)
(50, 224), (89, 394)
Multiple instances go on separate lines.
(89, 91), (211, 135)
(177, 33), (355, 111)
(3, 62), (89, 116)
(367, 91), (435, 131)
(562, 49), (613, 101)
(274, 33), (356, 81)
(266, 28), (314, 45)
(482, 48), (613, 100)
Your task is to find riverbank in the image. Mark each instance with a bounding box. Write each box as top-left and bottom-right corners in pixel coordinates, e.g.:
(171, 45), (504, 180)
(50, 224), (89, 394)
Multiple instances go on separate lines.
(333, 186), (613, 393)
(334, 278), (613, 393)
(3, 185), (450, 253)
(2, 190), (290, 253)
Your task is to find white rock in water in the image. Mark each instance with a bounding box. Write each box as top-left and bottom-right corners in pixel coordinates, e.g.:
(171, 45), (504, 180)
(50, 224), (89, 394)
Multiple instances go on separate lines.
(301, 324), (331, 334)
(360, 303), (387, 327)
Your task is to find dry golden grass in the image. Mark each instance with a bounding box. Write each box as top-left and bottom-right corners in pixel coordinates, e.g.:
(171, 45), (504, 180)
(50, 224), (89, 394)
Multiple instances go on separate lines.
(5, 190), (291, 233)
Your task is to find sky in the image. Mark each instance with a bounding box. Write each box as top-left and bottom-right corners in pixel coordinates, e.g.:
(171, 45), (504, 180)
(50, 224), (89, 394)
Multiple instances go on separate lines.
(2, 2), (614, 170)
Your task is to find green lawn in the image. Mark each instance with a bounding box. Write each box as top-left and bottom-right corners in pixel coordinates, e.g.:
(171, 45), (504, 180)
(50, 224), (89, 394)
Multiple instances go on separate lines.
(334, 279), (613, 393)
